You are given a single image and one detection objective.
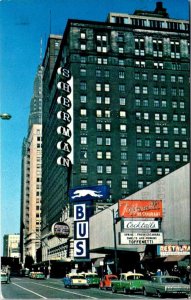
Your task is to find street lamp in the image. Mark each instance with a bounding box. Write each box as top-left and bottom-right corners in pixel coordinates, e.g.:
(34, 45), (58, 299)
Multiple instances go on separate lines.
(0, 113), (12, 120)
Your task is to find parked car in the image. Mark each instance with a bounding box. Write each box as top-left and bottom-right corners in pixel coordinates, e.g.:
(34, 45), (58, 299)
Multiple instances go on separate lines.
(111, 272), (145, 294)
(0, 272), (9, 284)
(79, 272), (100, 287)
(142, 275), (190, 298)
(63, 273), (89, 288)
(99, 274), (118, 290)
(35, 272), (45, 279)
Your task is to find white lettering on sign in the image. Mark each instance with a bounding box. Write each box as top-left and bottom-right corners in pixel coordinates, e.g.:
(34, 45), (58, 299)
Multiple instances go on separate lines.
(57, 126), (72, 139)
(76, 221), (89, 239)
(120, 232), (163, 245)
(57, 96), (71, 109)
(123, 220), (159, 230)
(57, 67), (71, 79)
(74, 240), (87, 257)
(74, 204), (86, 221)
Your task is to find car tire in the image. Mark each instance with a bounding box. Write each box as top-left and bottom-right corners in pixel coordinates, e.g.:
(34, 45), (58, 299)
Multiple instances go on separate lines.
(157, 290), (162, 298)
(143, 288), (148, 296)
(111, 286), (116, 293)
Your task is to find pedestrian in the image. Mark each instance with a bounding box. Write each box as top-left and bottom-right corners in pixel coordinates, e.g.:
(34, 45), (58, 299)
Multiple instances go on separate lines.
(171, 265), (180, 277)
(156, 269), (162, 276)
(163, 269), (169, 275)
(6, 265), (11, 282)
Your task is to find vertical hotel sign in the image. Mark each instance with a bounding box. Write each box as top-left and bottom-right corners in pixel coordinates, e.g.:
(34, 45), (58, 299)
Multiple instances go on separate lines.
(56, 67), (73, 167)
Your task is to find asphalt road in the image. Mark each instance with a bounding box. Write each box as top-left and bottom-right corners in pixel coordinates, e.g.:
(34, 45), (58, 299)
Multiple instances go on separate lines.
(1, 277), (189, 299)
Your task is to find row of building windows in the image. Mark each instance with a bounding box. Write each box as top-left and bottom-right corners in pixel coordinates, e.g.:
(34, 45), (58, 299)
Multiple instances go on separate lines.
(81, 68), (185, 84)
(80, 136), (188, 148)
(79, 56), (186, 71)
(80, 109), (187, 122)
(80, 95), (186, 109)
(79, 81), (186, 96)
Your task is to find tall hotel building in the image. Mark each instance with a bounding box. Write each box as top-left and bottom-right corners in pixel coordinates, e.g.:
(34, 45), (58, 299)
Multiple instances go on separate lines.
(41, 3), (189, 262)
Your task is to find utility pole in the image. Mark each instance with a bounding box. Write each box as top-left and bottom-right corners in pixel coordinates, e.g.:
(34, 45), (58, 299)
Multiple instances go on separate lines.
(112, 209), (118, 274)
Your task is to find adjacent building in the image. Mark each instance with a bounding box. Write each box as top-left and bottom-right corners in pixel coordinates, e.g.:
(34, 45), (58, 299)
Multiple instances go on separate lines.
(3, 234), (20, 258)
(40, 1), (189, 266)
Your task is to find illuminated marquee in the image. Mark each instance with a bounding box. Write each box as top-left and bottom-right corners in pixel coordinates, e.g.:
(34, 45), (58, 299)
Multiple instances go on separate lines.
(56, 67), (73, 167)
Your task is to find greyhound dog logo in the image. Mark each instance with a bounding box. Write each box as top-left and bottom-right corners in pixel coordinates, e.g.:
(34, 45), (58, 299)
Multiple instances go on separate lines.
(71, 189), (103, 199)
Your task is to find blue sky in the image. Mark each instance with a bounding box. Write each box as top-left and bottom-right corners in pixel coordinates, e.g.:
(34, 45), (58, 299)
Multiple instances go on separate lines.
(0, 0), (189, 252)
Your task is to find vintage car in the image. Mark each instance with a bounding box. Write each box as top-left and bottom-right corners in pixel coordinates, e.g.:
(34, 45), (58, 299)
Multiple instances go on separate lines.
(0, 272), (9, 284)
(79, 272), (100, 287)
(111, 272), (145, 294)
(99, 274), (118, 290)
(63, 273), (89, 288)
(142, 275), (190, 298)
(35, 272), (45, 279)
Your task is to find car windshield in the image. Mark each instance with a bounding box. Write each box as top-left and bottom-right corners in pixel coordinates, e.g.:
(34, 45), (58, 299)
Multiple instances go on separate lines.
(127, 275), (143, 280)
(162, 277), (181, 283)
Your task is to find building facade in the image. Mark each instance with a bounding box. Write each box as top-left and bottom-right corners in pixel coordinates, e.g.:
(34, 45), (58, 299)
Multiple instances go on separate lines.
(3, 234), (20, 258)
(20, 65), (43, 263)
(41, 2), (189, 263)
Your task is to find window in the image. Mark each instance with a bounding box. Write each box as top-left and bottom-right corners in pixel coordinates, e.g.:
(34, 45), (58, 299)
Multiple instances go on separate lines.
(119, 84), (125, 92)
(174, 141), (180, 148)
(80, 32), (86, 39)
(181, 128), (186, 135)
(80, 95), (87, 103)
(120, 111), (126, 118)
(137, 153), (143, 160)
(145, 139), (150, 147)
(80, 81), (87, 90)
(178, 76), (183, 83)
(81, 179), (87, 186)
(155, 113), (160, 120)
(105, 110), (111, 118)
(156, 140), (161, 147)
(80, 150), (87, 159)
(80, 109), (87, 116)
(122, 180), (128, 189)
(164, 140), (169, 148)
(119, 59), (124, 66)
(80, 43), (86, 50)
(175, 154), (180, 162)
(163, 127), (168, 134)
(81, 137), (87, 144)
(96, 110), (102, 117)
(105, 124), (111, 131)
(143, 86), (148, 94)
(121, 152), (127, 160)
(135, 86), (140, 94)
(97, 165), (103, 173)
(136, 125), (142, 133)
(81, 165), (87, 173)
(96, 96), (102, 104)
(156, 154), (162, 161)
(106, 165), (112, 174)
(96, 70), (101, 77)
(104, 70), (110, 78)
(171, 75), (176, 82)
(183, 154), (188, 162)
(143, 99), (149, 107)
(121, 138), (127, 146)
(174, 127), (179, 134)
(157, 167), (162, 175)
(182, 141), (187, 148)
(137, 139), (142, 147)
(180, 115), (186, 122)
(120, 97), (126, 105)
(105, 137), (111, 145)
(142, 73), (148, 80)
(80, 68), (86, 76)
(81, 122), (87, 131)
(106, 151), (111, 159)
(154, 100), (160, 107)
(145, 153), (151, 161)
(96, 83), (101, 91)
(104, 84), (110, 92)
(153, 87), (159, 95)
(97, 151), (103, 159)
(136, 99), (141, 106)
(120, 124), (127, 131)
(121, 166), (128, 174)
(119, 47), (124, 53)
(105, 97), (110, 104)
(138, 181), (144, 189)
(135, 72), (140, 80)
(153, 74), (158, 81)
(173, 114), (178, 121)
(155, 127), (160, 134)
(164, 154), (169, 161)
(144, 126), (150, 133)
(119, 71), (125, 78)
(146, 167), (151, 175)
(138, 167), (143, 174)
(97, 137), (103, 145)
(165, 168), (170, 175)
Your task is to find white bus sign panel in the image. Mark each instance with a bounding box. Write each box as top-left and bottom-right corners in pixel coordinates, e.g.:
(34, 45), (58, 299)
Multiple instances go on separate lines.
(120, 232), (163, 245)
(74, 203), (89, 259)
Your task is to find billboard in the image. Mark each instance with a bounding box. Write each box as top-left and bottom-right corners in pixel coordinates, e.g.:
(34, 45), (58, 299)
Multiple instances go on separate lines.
(69, 185), (110, 202)
(120, 232), (163, 245)
(123, 220), (159, 230)
(118, 200), (162, 218)
(158, 245), (190, 256)
(51, 222), (70, 238)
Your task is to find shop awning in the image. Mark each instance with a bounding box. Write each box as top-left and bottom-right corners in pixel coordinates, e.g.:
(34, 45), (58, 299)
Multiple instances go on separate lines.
(90, 246), (138, 254)
(164, 255), (187, 262)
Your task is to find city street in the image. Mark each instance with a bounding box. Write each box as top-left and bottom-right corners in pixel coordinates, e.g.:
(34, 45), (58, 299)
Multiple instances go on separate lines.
(1, 277), (189, 299)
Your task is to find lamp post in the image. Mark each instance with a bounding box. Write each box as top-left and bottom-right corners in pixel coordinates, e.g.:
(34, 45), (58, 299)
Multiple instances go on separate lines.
(0, 113), (12, 120)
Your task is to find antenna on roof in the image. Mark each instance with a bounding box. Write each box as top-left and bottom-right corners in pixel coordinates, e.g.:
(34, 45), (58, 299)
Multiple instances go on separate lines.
(50, 10), (52, 34)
